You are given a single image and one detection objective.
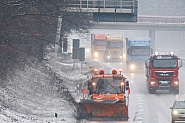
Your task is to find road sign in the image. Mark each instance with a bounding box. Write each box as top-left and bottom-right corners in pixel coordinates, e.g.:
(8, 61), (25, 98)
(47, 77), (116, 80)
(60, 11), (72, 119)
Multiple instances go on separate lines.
(72, 48), (78, 59)
(79, 48), (85, 61)
(73, 39), (80, 49)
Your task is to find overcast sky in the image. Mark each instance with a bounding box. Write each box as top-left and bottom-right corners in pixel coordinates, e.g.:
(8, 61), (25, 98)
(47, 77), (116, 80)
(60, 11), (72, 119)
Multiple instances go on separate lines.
(138, 0), (185, 16)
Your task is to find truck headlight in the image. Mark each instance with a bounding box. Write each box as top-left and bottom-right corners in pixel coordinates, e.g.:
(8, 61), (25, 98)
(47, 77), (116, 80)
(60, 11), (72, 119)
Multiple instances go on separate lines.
(150, 81), (155, 85)
(130, 64), (135, 69)
(92, 82), (96, 86)
(86, 48), (90, 53)
(173, 110), (178, 115)
(107, 56), (110, 59)
(120, 56), (123, 58)
(174, 81), (179, 85)
(94, 52), (98, 58)
(121, 82), (124, 85)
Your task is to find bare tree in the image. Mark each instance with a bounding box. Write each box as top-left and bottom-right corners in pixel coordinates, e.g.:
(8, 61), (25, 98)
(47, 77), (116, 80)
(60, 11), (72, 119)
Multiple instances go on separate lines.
(0, 0), (92, 79)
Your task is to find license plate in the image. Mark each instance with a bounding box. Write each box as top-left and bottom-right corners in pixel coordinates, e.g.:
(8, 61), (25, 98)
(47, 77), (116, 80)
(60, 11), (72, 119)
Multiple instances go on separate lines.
(159, 81), (168, 84)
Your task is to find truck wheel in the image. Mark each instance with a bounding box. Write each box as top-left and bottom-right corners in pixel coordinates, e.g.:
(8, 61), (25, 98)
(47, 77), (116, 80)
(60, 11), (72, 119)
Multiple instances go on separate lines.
(149, 89), (156, 94)
(170, 89), (179, 94)
(174, 89), (179, 94)
(171, 118), (175, 123)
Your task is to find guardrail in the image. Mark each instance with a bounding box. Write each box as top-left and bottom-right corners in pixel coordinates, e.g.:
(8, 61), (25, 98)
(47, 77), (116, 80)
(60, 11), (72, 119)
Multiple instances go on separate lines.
(138, 15), (185, 24)
(68, 0), (135, 9)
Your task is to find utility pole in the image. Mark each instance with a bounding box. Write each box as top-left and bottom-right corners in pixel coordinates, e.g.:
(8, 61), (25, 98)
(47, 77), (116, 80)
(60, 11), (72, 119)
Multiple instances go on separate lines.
(54, 15), (63, 71)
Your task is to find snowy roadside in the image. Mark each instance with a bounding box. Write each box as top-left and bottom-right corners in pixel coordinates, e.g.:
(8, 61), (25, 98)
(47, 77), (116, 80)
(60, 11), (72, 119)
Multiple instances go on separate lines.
(0, 57), (94, 123)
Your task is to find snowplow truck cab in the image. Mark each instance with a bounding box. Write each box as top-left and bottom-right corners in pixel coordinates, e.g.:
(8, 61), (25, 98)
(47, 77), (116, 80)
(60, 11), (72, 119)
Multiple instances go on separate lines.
(145, 52), (183, 94)
(79, 69), (130, 121)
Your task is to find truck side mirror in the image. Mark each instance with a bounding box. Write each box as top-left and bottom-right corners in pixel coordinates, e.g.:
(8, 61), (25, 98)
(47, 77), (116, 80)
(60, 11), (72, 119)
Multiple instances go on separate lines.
(178, 59), (183, 68)
(126, 81), (129, 90)
(182, 61), (183, 67)
(151, 48), (153, 54)
(88, 81), (91, 86)
(145, 62), (147, 68)
(127, 49), (130, 55)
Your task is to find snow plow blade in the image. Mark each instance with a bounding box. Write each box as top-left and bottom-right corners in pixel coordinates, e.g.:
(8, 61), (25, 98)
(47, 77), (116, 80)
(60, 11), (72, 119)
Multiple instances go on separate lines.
(79, 99), (129, 121)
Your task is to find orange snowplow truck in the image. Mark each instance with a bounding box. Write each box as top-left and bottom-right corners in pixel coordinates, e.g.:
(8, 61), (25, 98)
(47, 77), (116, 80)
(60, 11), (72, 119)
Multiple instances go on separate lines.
(79, 69), (130, 121)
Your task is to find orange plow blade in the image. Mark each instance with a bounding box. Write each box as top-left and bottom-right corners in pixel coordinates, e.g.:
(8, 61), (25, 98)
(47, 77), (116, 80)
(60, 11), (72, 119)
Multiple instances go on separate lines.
(79, 99), (129, 121)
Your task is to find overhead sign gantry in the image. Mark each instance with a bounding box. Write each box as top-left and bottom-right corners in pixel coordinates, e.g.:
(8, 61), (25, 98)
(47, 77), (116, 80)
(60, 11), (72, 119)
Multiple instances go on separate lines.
(68, 0), (138, 22)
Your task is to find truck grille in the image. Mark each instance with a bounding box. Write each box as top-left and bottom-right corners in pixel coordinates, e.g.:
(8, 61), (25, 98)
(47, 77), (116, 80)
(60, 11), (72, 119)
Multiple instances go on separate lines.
(156, 78), (172, 84)
(156, 78), (172, 89)
(155, 71), (174, 77)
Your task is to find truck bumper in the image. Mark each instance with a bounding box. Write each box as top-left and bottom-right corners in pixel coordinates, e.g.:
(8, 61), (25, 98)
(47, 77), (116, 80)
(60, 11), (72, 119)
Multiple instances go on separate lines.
(105, 58), (123, 62)
(149, 86), (179, 90)
(149, 86), (179, 94)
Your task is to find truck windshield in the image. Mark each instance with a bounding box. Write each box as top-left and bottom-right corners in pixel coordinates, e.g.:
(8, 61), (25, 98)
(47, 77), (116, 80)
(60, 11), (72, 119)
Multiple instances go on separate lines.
(130, 47), (150, 56)
(107, 42), (123, 48)
(93, 40), (106, 46)
(152, 59), (177, 68)
(95, 78), (121, 94)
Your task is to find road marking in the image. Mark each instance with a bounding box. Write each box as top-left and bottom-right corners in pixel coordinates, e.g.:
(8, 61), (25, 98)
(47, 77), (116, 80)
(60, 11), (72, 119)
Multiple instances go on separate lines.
(139, 108), (144, 112)
(137, 96), (141, 99)
(138, 105), (143, 108)
(137, 99), (142, 102)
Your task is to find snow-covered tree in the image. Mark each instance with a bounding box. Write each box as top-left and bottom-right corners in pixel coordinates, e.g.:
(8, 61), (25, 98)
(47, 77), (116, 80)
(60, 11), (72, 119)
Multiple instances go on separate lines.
(0, 0), (92, 79)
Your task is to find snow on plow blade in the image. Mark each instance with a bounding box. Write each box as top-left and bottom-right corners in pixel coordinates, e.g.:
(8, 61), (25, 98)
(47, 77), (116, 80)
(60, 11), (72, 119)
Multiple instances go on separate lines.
(79, 99), (129, 121)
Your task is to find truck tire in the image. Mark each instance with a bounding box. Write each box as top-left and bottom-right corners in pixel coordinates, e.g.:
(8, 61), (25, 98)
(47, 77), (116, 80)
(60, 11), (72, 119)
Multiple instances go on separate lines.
(174, 89), (179, 94)
(171, 118), (175, 123)
(170, 88), (179, 94)
(149, 89), (156, 94)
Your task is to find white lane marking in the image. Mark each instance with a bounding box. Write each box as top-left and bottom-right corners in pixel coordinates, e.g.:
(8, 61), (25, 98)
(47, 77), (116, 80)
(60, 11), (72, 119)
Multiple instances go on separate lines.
(136, 94), (140, 97)
(137, 99), (142, 102)
(137, 96), (141, 99)
(138, 105), (143, 108)
(139, 108), (144, 112)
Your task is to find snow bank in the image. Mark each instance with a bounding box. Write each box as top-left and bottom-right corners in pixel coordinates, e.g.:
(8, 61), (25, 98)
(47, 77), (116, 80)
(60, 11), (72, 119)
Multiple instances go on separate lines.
(0, 59), (90, 123)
